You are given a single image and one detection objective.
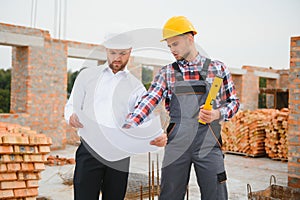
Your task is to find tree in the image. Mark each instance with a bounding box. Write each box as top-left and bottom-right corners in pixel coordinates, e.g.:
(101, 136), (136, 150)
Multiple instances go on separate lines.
(67, 70), (80, 98)
(0, 89), (10, 113)
(0, 69), (11, 113)
(142, 66), (153, 90)
(258, 77), (267, 108)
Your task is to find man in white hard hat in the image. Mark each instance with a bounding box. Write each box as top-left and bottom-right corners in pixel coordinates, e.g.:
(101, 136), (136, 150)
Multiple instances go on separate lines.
(65, 32), (167, 200)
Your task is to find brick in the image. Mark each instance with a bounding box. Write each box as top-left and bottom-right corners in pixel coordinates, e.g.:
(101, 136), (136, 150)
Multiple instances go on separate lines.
(6, 163), (21, 172)
(2, 135), (29, 144)
(0, 164), (7, 172)
(0, 154), (23, 162)
(288, 164), (300, 176)
(24, 197), (37, 200)
(38, 145), (50, 154)
(33, 162), (45, 171)
(14, 145), (39, 154)
(26, 180), (39, 188)
(23, 154), (45, 162)
(28, 146), (38, 154)
(13, 188), (38, 198)
(47, 137), (52, 145)
(21, 163), (34, 171)
(0, 172), (17, 181)
(288, 176), (300, 188)
(0, 145), (14, 153)
(14, 145), (25, 153)
(67, 158), (76, 164)
(17, 172), (41, 180)
(0, 189), (14, 199)
(0, 180), (26, 189)
(28, 135), (48, 145)
(26, 130), (37, 135)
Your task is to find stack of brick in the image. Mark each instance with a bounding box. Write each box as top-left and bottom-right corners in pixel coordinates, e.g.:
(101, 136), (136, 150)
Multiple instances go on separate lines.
(221, 109), (271, 156)
(265, 108), (289, 160)
(221, 109), (289, 158)
(0, 122), (52, 200)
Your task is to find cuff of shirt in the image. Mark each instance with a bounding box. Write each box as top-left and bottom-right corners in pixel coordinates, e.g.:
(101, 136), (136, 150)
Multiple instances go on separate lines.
(219, 107), (227, 121)
(123, 119), (139, 129)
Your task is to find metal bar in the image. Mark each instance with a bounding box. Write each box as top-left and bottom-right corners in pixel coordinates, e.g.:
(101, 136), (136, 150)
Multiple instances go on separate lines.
(148, 152), (151, 200)
(156, 153), (160, 195)
(186, 184), (189, 200)
(140, 185), (143, 200)
(152, 160), (155, 200)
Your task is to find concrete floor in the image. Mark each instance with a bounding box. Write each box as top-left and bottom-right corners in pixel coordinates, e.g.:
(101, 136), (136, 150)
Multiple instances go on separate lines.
(38, 144), (288, 200)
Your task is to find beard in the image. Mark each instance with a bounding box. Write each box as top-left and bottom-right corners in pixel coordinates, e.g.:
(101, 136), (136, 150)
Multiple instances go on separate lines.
(108, 60), (128, 73)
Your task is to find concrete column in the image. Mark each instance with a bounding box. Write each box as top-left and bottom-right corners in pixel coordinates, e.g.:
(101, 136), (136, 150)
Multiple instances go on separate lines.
(241, 66), (259, 110)
(11, 47), (29, 113)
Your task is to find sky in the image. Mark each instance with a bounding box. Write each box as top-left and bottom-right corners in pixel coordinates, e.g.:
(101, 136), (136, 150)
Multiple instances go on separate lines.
(0, 0), (300, 71)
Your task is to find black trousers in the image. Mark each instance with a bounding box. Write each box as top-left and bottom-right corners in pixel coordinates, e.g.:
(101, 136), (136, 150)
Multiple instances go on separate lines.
(74, 142), (130, 200)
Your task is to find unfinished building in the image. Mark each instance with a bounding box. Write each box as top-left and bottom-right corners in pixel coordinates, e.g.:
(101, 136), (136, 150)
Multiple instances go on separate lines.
(0, 23), (299, 187)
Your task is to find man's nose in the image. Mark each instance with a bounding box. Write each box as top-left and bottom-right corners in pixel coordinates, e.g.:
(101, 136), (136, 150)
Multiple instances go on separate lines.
(114, 54), (122, 60)
(171, 48), (176, 55)
(169, 46), (176, 53)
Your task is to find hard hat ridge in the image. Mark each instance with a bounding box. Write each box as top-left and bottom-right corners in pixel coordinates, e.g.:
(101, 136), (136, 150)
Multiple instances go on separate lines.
(103, 32), (133, 49)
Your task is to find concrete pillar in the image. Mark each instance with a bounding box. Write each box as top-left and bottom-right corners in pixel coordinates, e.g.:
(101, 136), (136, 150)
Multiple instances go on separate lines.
(241, 66), (259, 110)
(231, 74), (243, 107)
(11, 47), (29, 113)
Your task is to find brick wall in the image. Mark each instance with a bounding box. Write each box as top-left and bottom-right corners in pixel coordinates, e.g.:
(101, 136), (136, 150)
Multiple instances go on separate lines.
(288, 36), (300, 188)
(0, 23), (68, 149)
(240, 66), (288, 110)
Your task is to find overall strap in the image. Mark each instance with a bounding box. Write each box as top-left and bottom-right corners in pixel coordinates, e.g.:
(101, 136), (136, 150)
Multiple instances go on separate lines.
(165, 62), (183, 105)
(172, 62), (184, 81)
(199, 58), (211, 81)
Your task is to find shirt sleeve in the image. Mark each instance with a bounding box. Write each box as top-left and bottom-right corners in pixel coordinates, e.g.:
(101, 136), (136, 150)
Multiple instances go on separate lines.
(64, 71), (86, 124)
(128, 85), (147, 113)
(124, 68), (167, 127)
(218, 64), (240, 121)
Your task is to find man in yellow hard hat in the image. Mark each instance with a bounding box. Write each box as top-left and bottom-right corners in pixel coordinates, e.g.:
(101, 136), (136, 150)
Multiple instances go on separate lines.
(124, 16), (240, 199)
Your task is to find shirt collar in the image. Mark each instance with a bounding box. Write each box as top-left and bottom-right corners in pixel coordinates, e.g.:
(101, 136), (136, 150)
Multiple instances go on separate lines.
(177, 53), (203, 67)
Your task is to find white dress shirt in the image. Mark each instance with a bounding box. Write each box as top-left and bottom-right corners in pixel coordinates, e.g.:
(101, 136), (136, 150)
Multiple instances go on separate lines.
(64, 63), (146, 129)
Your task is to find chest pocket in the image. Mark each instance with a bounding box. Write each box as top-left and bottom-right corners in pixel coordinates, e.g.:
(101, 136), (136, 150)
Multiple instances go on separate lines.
(169, 59), (211, 122)
(174, 84), (206, 95)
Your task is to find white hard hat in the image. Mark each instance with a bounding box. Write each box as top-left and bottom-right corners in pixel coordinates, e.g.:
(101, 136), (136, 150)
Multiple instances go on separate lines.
(103, 32), (133, 49)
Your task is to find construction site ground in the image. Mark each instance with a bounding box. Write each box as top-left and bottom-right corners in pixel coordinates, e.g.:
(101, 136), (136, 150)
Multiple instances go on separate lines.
(38, 144), (288, 200)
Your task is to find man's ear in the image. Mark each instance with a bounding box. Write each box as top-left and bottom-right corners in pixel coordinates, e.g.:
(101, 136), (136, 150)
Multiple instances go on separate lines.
(187, 33), (194, 42)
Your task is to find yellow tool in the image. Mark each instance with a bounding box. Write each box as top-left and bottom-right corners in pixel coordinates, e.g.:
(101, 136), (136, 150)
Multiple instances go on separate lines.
(199, 76), (223, 124)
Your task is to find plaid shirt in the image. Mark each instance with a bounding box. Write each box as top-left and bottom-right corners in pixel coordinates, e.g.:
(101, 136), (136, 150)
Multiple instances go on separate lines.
(125, 54), (240, 127)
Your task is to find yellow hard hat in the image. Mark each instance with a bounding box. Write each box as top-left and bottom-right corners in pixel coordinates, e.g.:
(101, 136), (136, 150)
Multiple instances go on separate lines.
(161, 16), (197, 41)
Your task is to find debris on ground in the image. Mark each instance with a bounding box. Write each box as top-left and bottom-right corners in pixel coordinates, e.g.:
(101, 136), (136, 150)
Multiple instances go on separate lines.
(45, 155), (75, 166)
